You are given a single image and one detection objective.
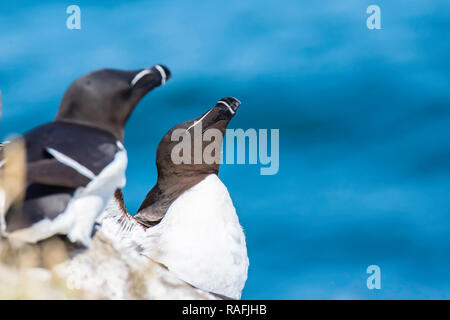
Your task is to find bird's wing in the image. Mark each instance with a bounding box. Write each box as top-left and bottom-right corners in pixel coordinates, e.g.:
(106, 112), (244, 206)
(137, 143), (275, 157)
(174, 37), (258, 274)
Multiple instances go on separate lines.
(3, 123), (127, 246)
(25, 149), (94, 189)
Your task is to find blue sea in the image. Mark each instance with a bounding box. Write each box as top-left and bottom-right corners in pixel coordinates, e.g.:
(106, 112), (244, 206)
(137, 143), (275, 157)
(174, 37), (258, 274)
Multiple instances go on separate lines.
(1, 1), (450, 299)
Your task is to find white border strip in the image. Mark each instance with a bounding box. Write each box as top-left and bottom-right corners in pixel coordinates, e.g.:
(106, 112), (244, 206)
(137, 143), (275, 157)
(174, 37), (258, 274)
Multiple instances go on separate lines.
(46, 147), (96, 180)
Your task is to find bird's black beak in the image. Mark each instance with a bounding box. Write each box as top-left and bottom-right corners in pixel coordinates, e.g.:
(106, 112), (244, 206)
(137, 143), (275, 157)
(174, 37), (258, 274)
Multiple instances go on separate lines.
(189, 97), (241, 134)
(131, 64), (171, 92)
(214, 97), (241, 118)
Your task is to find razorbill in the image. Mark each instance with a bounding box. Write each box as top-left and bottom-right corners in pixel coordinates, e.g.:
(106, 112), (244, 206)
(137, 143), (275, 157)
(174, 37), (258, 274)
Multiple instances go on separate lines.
(2, 65), (171, 248)
(99, 97), (249, 299)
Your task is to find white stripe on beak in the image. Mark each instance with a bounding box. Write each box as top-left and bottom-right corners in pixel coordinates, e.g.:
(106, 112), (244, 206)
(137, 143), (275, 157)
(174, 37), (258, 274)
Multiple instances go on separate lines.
(130, 69), (152, 87)
(217, 100), (235, 115)
(154, 65), (167, 85)
(130, 65), (167, 87)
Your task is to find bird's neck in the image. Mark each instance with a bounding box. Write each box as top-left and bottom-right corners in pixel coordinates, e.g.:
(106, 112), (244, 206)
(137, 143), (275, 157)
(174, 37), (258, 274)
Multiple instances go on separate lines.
(134, 173), (211, 228)
(55, 118), (124, 142)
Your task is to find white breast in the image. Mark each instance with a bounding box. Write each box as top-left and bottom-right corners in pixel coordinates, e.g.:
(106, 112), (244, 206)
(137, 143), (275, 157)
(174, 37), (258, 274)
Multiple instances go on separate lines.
(64, 147), (128, 246)
(140, 174), (249, 299)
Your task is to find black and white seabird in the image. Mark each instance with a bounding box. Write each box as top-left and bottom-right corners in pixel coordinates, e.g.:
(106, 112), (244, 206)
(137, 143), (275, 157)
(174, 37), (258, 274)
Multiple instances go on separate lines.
(100, 97), (249, 299)
(1, 65), (171, 248)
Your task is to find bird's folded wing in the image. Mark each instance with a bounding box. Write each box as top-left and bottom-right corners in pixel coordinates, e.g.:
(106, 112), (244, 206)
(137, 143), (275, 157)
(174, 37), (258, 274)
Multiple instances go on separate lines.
(27, 157), (92, 189)
(23, 146), (97, 189)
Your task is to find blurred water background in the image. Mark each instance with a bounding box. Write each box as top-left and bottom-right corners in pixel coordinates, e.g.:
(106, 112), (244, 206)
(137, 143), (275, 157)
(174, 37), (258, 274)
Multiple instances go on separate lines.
(1, 0), (450, 299)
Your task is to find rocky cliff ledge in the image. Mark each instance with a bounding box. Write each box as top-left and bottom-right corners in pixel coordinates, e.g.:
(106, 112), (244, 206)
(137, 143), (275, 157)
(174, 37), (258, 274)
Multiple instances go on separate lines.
(0, 231), (217, 300)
